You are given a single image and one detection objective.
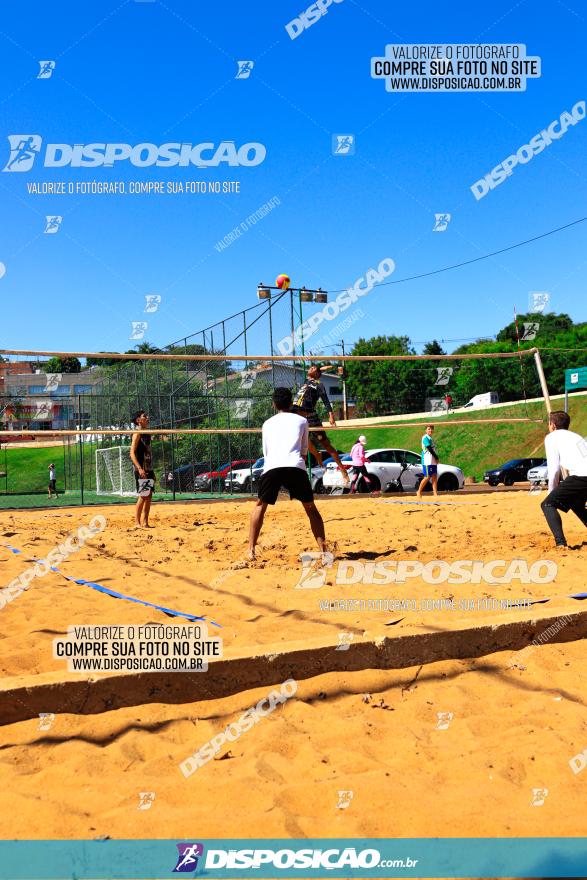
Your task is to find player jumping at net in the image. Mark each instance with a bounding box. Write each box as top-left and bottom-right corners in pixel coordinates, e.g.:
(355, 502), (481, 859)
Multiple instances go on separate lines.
(247, 387), (329, 561)
(417, 424), (439, 497)
(540, 410), (587, 548)
(291, 364), (349, 482)
(130, 410), (156, 528)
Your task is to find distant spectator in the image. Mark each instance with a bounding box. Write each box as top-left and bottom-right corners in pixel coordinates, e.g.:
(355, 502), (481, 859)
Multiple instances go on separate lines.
(48, 463), (58, 499)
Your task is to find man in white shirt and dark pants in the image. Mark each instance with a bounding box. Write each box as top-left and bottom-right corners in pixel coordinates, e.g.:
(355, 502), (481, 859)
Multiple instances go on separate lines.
(248, 387), (328, 560)
(541, 410), (587, 548)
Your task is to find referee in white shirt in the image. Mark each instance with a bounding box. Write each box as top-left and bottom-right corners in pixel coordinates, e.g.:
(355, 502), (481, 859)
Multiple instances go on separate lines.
(541, 410), (587, 548)
(247, 387), (328, 560)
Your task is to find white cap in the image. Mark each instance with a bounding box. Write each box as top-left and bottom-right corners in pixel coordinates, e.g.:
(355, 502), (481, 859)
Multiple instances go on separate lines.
(358, 435), (367, 444)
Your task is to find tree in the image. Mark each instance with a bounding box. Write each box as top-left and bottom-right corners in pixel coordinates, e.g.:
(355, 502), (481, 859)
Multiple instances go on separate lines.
(423, 340), (446, 355)
(42, 356), (81, 373)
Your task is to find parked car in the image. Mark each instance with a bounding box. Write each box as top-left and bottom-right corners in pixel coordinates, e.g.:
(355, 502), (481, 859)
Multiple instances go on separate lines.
(483, 458), (546, 487)
(322, 448), (465, 493)
(225, 457), (264, 493)
(167, 462), (210, 492)
(459, 392), (499, 409)
(527, 463), (548, 486)
(194, 459), (256, 492)
(225, 450), (340, 494)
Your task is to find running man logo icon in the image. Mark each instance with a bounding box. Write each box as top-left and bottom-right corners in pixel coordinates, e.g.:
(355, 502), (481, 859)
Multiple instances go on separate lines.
(144, 294), (161, 313)
(44, 216), (62, 234)
(433, 213), (451, 232)
(332, 134), (356, 155)
(236, 60), (254, 79)
(521, 322), (539, 341)
(531, 788), (548, 806)
(38, 712), (55, 731)
(436, 711), (453, 730)
(3, 135), (42, 172)
(435, 367), (453, 386)
(578, 436), (587, 458)
(173, 843), (204, 873)
(337, 790), (354, 809)
(138, 791), (156, 810)
(529, 291), (550, 314)
(240, 370), (256, 390)
(130, 321), (148, 340)
(336, 632), (354, 651)
(234, 399), (253, 419)
(295, 551), (335, 588)
(45, 373), (62, 391)
(37, 60), (56, 79)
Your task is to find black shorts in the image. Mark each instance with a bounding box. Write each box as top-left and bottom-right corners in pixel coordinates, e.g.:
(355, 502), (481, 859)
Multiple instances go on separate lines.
(544, 475), (587, 513)
(134, 469), (156, 493)
(48, 479), (56, 491)
(292, 408), (329, 446)
(257, 467), (314, 505)
(351, 465), (368, 478)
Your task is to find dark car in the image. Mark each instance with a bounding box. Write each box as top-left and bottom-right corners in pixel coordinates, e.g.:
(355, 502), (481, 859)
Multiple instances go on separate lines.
(483, 458), (546, 487)
(166, 462), (210, 492)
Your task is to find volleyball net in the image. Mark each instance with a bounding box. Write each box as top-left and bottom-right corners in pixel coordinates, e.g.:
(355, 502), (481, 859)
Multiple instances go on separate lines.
(0, 346), (558, 505)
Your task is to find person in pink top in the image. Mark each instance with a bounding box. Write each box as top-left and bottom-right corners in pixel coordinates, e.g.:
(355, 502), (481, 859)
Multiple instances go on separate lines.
(349, 435), (377, 494)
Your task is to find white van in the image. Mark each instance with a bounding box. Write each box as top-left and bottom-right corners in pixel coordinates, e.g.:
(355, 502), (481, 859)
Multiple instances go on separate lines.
(462, 392), (499, 409)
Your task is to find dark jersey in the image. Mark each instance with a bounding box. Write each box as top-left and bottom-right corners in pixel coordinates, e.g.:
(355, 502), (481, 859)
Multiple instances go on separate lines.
(133, 433), (152, 471)
(292, 379), (333, 415)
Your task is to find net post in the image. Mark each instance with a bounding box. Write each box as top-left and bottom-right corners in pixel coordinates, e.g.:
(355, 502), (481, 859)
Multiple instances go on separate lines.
(533, 348), (552, 415)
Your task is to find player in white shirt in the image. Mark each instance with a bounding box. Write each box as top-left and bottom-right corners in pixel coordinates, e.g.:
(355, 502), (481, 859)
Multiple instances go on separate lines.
(247, 387), (328, 561)
(540, 410), (587, 547)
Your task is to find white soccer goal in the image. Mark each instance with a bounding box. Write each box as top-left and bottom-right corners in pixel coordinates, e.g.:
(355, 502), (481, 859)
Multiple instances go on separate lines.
(96, 446), (137, 496)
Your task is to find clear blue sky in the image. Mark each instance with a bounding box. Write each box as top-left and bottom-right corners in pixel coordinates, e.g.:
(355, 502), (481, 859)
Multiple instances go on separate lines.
(0, 0), (585, 357)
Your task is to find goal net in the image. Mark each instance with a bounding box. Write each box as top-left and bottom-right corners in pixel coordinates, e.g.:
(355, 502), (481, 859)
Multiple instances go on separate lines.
(96, 446), (137, 496)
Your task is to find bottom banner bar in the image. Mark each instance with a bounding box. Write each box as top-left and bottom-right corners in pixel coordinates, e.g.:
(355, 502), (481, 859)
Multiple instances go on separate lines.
(0, 838), (585, 878)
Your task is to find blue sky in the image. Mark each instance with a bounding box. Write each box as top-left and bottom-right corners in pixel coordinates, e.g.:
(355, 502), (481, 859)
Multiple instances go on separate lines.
(0, 0), (585, 358)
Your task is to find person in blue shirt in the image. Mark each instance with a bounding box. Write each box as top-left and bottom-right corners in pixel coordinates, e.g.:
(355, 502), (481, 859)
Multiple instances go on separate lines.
(416, 424), (439, 497)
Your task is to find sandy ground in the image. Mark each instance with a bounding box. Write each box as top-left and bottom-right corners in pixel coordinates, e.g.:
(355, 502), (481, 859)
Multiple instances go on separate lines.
(0, 492), (585, 842)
